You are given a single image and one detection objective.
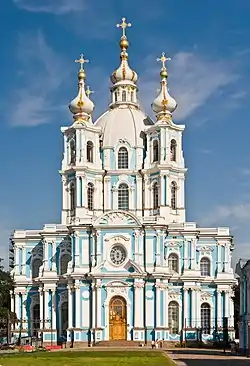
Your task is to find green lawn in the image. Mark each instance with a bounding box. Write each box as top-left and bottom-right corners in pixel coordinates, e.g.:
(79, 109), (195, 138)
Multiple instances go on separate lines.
(0, 350), (174, 366)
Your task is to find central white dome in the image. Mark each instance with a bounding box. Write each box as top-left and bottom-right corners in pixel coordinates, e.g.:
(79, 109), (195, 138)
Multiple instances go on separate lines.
(95, 106), (154, 147)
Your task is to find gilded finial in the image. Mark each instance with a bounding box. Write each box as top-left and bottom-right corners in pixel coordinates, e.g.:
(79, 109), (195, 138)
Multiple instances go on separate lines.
(157, 52), (171, 78)
(75, 54), (89, 71)
(116, 17), (131, 38)
(86, 86), (94, 97)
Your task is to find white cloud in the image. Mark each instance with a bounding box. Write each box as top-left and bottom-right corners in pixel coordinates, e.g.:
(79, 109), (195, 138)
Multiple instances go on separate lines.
(10, 30), (72, 127)
(13, 0), (86, 14)
(140, 52), (238, 121)
(200, 203), (250, 227)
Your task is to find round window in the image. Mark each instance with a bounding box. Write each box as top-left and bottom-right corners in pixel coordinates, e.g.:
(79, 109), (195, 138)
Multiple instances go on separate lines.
(110, 245), (127, 265)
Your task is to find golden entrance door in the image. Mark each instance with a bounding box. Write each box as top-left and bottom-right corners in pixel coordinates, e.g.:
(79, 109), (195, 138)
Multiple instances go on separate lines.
(109, 296), (127, 340)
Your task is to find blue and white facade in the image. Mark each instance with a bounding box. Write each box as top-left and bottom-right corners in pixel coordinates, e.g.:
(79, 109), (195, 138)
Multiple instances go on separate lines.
(10, 18), (236, 345)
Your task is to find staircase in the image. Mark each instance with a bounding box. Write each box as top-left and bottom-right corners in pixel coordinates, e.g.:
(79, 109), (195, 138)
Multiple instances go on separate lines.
(94, 340), (142, 347)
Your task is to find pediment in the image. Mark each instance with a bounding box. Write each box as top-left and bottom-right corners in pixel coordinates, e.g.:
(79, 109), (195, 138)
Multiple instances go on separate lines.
(200, 291), (213, 301)
(93, 211), (141, 227)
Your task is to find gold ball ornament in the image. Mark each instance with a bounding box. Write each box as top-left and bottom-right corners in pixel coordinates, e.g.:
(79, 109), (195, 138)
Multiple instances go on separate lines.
(120, 37), (129, 50)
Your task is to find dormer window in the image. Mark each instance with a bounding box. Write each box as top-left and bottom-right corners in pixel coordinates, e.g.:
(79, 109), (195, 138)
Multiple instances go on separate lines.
(118, 147), (128, 169)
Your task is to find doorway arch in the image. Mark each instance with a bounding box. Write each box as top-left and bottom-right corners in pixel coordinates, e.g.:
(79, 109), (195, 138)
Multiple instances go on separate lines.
(109, 296), (127, 340)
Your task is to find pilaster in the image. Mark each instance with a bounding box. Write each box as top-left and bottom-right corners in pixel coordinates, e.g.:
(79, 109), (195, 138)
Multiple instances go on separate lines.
(74, 283), (81, 328)
(134, 280), (144, 328)
(39, 287), (44, 330)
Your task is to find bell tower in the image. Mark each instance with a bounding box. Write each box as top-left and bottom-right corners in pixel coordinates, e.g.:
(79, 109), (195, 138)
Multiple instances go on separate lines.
(60, 54), (103, 225)
(144, 53), (187, 223)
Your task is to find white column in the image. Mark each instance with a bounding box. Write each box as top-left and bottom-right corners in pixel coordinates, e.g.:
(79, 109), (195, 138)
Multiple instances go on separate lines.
(22, 292), (28, 330)
(196, 289), (201, 328)
(75, 129), (80, 163)
(74, 232), (80, 267)
(21, 246), (26, 276)
(190, 239), (197, 269)
(184, 241), (189, 270)
(10, 291), (14, 313)
(217, 242), (222, 273)
(14, 291), (21, 321)
(52, 241), (57, 272)
(76, 176), (81, 207)
(96, 281), (102, 328)
(106, 178), (111, 210)
(39, 288), (44, 330)
(44, 289), (50, 329)
(14, 246), (20, 275)
(136, 176), (142, 212)
(224, 245), (229, 273)
(134, 282), (144, 328)
(183, 288), (189, 327)
(67, 285), (73, 329)
(217, 290), (222, 327)
(191, 289), (196, 327)
(129, 187), (134, 210)
(43, 240), (49, 271)
(164, 285), (169, 328)
(228, 294), (234, 327)
(92, 284), (96, 328)
(51, 289), (57, 330)
(156, 283), (161, 328)
(155, 231), (161, 266)
(75, 284), (81, 328)
(160, 175), (164, 205)
(224, 290), (229, 318)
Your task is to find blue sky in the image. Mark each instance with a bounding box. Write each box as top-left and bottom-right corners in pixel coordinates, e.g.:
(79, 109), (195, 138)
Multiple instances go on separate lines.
(1, 0), (250, 267)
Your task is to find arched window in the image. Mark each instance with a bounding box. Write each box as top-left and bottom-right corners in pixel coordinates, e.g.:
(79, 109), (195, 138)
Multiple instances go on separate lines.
(86, 141), (94, 163)
(70, 138), (76, 164)
(170, 139), (177, 162)
(70, 184), (75, 212)
(153, 140), (159, 162)
(114, 90), (118, 102)
(118, 183), (129, 210)
(118, 147), (129, 169)
(60, 253), (71, 275)
(153, 182), (159, 209)
(200, 257), (211, 276)
(201, 303), (211, 334)
(168, 301), (179, 334)
(171, 181), (177, 209)
(32, 304), (40, 337)
(87, 182), (94, 211)
(122, 90), (126, 102)
(168, 253), (179, 273)
(32, 258), (42, 278)
(131, 91), (134, 102)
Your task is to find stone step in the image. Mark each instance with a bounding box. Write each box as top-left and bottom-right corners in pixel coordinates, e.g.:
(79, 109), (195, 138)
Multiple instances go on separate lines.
(95, 340), (142, 347)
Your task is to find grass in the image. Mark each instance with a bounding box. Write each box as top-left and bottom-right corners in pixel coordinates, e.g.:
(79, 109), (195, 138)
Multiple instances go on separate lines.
(0, 350), (175, 366)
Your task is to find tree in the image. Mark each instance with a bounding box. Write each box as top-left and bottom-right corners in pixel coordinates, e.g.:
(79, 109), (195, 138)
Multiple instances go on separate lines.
(0, 258), (16, 342)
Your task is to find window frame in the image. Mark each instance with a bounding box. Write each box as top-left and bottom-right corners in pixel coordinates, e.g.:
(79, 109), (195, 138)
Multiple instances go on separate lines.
(201, 302), (211, 334)
(200, 257), (211, 276)
(152, 139), (159, 163)
(170, 181), (177, 209)
(168, 301), (179, 335)
(86, 141), (94, 163)
(118, 183), (129, 211)
(168, 253), (179, 273)
(118, 147), (129, 169)
(170, 139), (177, 162)
(87, 182), (94, 211)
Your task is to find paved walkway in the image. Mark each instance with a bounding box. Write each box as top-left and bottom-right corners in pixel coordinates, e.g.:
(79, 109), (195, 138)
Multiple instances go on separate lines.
(167, 349), (250, 366)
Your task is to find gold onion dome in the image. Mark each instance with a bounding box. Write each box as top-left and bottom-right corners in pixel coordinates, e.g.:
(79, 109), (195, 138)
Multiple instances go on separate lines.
(69, 54), (95, 121)
(111, 17), (138, 85)
(152, 52), (177, 118)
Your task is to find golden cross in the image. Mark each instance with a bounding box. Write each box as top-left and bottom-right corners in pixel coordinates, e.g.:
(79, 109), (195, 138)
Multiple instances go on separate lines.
(157, 52), (171, 69)
(75, 54), (89, 70)
(86, 85), (94, 97)
(116, 17), (131, 38)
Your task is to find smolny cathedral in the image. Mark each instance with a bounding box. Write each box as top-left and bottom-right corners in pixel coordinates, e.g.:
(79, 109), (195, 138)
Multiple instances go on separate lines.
(10, 18), (236, 345)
